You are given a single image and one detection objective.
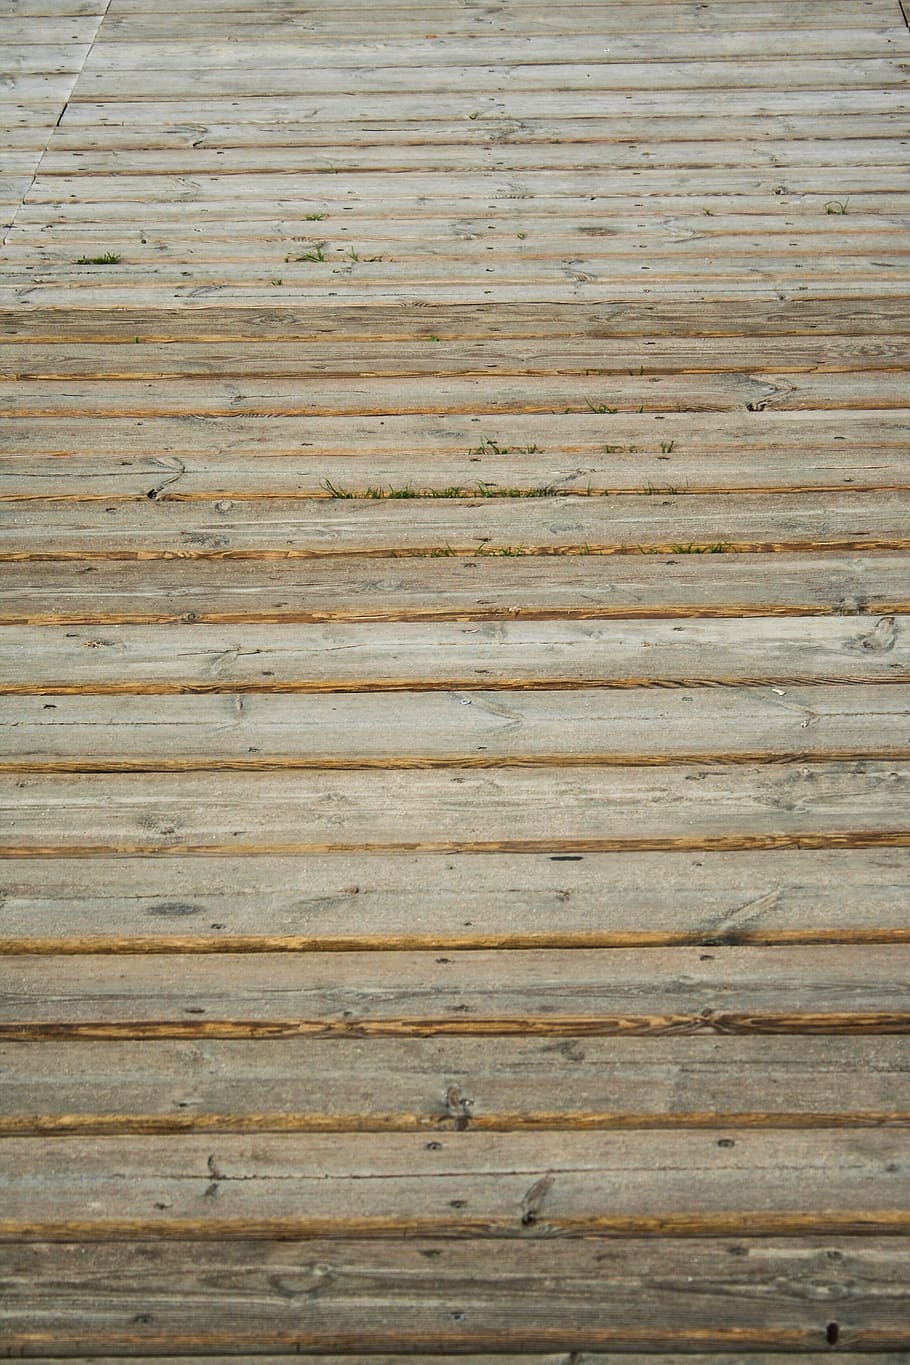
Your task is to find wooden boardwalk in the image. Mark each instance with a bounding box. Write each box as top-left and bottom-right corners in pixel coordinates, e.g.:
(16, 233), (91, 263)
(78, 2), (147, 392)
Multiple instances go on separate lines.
(2, 0), (910, 1357)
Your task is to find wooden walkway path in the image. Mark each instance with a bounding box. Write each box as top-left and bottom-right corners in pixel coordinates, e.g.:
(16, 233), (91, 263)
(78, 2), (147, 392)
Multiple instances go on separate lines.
(2, 0), (910, 1357)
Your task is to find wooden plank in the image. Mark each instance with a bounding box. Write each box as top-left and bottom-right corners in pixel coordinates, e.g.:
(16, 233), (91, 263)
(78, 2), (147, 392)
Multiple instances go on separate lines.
(5, 299), (909, 339)
(8, 251), (910, 284)
(3, 845), (909, 949)
(8, 280), (910, 311)
(6, 447), (910, 500)
(3, 684), (908, 771)
(22, 164), (910, 202)
(4, 1239), (910, 1353)
(100, 0), (901, 11)
(75, 33), (910, 69)
(11, 243), (910, 281)
(1, 847), (908, 947)
(1, 17), (105, 41)
(3, 492), (908, 558)
(0, 42), (93, 73)
(15, 141), (910, 182)
(5, 336), (910, 380)
(3, 616), (908, 694)
(19, 222), (910, 257)
(1, 1130), (909, 1235)
(67, 59), (910, 99)
(4, 1036), (910, 1133)
(92, 0), (905, 27)
(9, 276), (910, 306)
(2, 410), (906, 457)
(58, 88), (910, 124)
(35, 113), (910, 149)
(0, 73), (74, 100)
(4, 555), (905, 626)
(91, 0), (910, 32)
(4, 373), (908, 417)
(2, 763), (909, 854)
(13, 1358), (910, 1365)
(6, 943), (910, 1040)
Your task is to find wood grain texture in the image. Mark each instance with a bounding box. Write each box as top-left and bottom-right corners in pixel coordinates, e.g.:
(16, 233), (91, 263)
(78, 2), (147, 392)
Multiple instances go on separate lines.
(2, 762), (910, 854)
(3, 1036), (910, 1134)
(3, 616), (906, 693)
(4, 492), (910, 560)
(12, 1358), (910, 1365)
(3, 944), (910, 1038)
(3, 554), (907, 625)
(2, 848), (908, 948)
(3, 1239), (910, 1353)
(5, 300), (910, 340)
(5, 0), (910, 1351)
(1, 1130), (909, 1239)
(4, 683), (906, 771)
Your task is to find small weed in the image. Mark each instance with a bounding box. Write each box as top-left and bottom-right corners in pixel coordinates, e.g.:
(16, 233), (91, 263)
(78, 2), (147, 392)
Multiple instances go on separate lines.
(348, 247), (360, 262)
(671, 542), (732, 554)
(75, 252), (121, 265)
(322, 479), (557, 500)
(296, 246), (327, 262)
(517, 231), (527, 239)
(473, 483), (555, 498)
(378, 485), (418, 499)
(304, 213), (327, 221)
(429, 334), (441, 341)
(586, 399), (618, 414)
(270, 278), (283, 286)
(466, 436), (542, 459)
(824, 199), (849, 215)
(475, 543), (527, 557)
(660, 440), (676, 454)
(643, 482), (688, 495)
(428, 544), (456, 557)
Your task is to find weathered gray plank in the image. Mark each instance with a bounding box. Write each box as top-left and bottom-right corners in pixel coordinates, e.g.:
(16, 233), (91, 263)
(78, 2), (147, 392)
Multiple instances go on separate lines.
(6, 373), (908, 417)
(3, 555), (907, 626)
(4, 943), (910, 1034)
(93, 0), (903, 30)
(56, 87), (910, 125)
(7, 336), (910, 379)
(3, 1036), (910, 1132)
(26, 137), (910, 178)
(4, 1239), (910, 1353)
(65, 58), (910, 100)
(9, 221), (910, 267)
(34, 113), (910, 150)
(2, 617), (907, 694)
(1, 1130), (908, 1234)
(2, 847), (908, 945)
(4, 685), (908, 770)
(77, 32), (910, 69)
(9, 444), (910, 499)
(3, 409), (905, 455)
(6, 299), (909, 339)
(3, 763), (908, 854)
(3, 366), (909, 412)
(4, 493), (909, 558)
(33, 138), (910, 175)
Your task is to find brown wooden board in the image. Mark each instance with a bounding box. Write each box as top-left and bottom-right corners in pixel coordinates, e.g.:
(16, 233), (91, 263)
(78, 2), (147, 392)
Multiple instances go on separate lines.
(4, 1239), (910, 1354)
